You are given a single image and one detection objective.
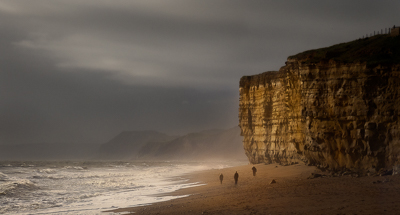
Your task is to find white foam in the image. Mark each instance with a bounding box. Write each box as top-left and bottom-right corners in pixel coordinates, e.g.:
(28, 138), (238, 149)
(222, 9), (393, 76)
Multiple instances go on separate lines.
(0, 161), (242, 215)
(62, 166), (86, 170)
(37, 168), (57, 174)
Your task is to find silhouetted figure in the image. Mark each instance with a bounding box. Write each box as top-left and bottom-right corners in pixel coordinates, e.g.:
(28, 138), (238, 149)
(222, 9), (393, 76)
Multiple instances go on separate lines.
(234, 171), (239, 185)
(219, 173), (223, 184)
(252, 166), (257, 176)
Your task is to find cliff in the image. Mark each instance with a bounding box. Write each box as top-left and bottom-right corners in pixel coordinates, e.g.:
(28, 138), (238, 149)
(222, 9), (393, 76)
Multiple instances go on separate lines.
(239, 35), (400, 172)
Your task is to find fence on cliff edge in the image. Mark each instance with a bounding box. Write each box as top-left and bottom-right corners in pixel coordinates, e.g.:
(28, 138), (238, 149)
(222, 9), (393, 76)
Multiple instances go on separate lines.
(361, 26), (397, 39)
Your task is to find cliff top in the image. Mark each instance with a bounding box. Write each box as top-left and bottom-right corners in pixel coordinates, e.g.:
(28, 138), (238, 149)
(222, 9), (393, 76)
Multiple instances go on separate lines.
(288, 35), (400, 67)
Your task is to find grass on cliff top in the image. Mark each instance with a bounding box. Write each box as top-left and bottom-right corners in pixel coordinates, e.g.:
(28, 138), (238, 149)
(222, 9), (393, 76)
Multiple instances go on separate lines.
(288, 35), (400, 67)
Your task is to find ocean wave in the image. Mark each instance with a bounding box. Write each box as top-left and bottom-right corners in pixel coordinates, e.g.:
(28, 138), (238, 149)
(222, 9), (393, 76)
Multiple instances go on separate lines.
(0, 197), (62, 214)
(0, 161), (221, 214)
(62, 166), (86, 170)
(0, 172), (8, 181)
(0, 179), (38, 197)
(78, 192), (102, 200)
(36, 168), (57, 174)
(31, 175), (66, 180)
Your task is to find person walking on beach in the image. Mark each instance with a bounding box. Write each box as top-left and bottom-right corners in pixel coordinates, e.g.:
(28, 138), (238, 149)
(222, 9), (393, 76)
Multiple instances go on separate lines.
(252, 166), (257, 176)
(234, 171), (239, 185)
(219, 173), (223, 184)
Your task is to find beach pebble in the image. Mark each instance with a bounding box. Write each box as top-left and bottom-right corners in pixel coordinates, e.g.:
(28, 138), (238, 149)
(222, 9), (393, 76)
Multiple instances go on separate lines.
(270, 179), (276, 184)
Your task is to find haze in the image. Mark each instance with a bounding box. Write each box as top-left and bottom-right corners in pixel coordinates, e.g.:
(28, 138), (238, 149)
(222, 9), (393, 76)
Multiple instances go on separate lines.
(1, 0), (398, 145)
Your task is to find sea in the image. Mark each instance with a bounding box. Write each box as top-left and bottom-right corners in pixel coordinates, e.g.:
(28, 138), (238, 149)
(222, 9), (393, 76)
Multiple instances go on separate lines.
(0, 160), (243, 215)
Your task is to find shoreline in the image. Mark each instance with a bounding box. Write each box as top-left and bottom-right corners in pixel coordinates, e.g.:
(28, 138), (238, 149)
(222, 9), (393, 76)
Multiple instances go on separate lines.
(106, 163), (400, 214)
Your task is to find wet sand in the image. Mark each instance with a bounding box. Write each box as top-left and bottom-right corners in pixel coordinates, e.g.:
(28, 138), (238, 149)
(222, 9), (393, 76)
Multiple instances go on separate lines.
(107, 163), (400, 215)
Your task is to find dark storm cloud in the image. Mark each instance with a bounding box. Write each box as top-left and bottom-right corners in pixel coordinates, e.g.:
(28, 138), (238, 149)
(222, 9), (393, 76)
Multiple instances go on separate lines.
(1, 0), (399, 144)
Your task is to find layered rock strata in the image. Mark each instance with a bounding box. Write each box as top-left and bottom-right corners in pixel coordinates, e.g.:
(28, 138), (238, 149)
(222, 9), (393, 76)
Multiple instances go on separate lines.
(239, 35), (400, 171)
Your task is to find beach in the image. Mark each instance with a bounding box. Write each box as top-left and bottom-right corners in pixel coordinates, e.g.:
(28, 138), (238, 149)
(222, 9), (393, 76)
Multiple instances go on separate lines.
(108, 163), (400, 215)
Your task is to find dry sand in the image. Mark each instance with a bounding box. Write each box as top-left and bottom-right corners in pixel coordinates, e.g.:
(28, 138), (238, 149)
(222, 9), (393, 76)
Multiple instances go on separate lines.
(107, 163), (400, 215)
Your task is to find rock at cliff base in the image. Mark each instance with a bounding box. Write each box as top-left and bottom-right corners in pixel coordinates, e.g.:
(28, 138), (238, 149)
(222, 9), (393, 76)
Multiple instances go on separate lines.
(307, 173), (323, 179)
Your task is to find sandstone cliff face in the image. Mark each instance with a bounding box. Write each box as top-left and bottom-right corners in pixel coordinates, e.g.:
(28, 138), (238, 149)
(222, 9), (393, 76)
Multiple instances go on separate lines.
(239, 35), (400, 171)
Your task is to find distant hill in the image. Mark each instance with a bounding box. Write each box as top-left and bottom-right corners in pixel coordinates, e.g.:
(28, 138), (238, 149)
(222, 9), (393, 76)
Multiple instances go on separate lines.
(137, 126), (247, 161)
(0, 127), (247, 161)
(97, 130), (177, 159)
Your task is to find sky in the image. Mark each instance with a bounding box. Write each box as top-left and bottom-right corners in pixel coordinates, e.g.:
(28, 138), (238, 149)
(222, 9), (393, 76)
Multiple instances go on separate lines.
(1, 0), (399, 145)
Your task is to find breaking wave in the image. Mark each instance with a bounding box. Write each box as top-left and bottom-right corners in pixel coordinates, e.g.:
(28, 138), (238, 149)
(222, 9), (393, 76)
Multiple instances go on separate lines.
(0, 172), (8, 181)
(0, 179), (38, 197)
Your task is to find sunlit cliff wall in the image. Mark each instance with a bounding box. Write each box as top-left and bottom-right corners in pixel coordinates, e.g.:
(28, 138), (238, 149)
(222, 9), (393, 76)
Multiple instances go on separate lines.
(239, 35), (400, 171)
